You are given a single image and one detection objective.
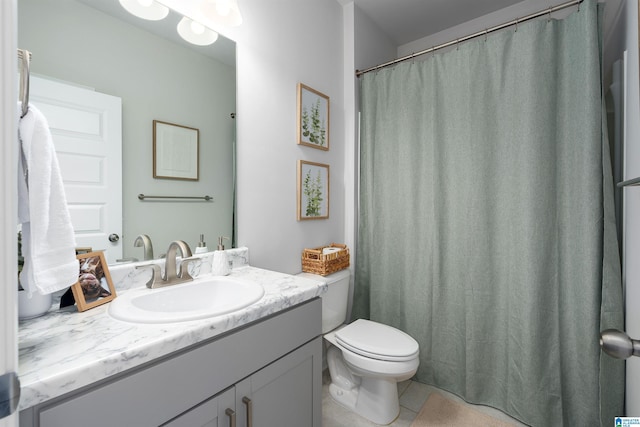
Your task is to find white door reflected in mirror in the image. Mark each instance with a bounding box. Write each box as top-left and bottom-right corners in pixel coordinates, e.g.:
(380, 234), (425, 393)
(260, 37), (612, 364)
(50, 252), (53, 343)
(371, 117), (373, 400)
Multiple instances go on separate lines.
(30, 76), (123, 263)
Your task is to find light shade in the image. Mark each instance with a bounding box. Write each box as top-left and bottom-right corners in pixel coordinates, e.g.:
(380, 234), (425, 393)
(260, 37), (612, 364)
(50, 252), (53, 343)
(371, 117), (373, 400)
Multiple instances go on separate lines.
(119, 0), (169, 21)
(201, 0), (243, 27)
(177, 17), (219, 46)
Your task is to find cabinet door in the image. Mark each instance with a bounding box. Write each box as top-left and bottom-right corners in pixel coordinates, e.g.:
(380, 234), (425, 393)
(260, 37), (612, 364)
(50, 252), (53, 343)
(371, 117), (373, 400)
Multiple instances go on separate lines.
(235, 337), (322, 427)
(161, 387), (236, 427)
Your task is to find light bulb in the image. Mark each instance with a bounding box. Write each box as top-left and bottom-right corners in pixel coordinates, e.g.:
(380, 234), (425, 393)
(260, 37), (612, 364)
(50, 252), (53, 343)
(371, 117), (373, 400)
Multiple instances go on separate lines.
(216, 0), (231, 17)
(190, 21), (205, 35)
(119, 0), (169, 20)
(201, 0), (242, 27)
(177, 17), (219, 46)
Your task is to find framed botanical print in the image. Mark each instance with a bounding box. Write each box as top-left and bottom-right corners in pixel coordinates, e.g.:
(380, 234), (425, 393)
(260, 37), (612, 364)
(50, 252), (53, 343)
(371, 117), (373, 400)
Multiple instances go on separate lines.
(297, 83), (330, 150)
(297, 160), (329, 220)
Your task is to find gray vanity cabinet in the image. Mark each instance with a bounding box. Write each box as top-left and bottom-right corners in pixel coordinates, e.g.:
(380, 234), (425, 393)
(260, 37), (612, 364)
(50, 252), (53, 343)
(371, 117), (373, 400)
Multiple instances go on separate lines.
(164, 338), (321, 427)
(234, 337), (320, 427)
(19, 298), (322, 427)
(162, 387), (236, 427)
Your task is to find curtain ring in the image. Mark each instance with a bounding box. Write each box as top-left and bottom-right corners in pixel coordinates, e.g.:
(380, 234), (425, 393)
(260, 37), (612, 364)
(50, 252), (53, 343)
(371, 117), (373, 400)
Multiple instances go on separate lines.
(515, 18), (518, 32)
(456, 39), (460, 50)
(548, 7), (552, 22)
(484, 29), (488, 42)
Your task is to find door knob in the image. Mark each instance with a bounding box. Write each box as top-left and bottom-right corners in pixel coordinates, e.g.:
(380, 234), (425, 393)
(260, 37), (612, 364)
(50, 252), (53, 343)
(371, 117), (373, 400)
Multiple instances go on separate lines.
(600, 329), (640, 359)
(108, 233), (120, 242)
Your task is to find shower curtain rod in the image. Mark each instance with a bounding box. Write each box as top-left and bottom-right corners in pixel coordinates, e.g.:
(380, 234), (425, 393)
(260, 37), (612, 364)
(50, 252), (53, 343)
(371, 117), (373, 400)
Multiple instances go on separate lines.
(355, 0), (583, 77)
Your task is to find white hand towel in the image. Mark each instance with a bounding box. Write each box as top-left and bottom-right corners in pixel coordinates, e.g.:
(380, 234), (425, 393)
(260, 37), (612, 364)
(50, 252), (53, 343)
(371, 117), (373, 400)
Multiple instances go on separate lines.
(18, 103), (78, 296)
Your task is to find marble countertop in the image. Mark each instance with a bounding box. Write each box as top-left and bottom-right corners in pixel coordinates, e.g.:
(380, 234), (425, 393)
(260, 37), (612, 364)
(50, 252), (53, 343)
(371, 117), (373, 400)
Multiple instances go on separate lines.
(17, 263), (326, 411)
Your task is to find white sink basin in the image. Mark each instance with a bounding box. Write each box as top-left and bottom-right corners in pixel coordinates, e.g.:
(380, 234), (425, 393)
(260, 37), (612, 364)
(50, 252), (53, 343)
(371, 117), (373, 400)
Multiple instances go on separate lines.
(108, 276), (265, 324)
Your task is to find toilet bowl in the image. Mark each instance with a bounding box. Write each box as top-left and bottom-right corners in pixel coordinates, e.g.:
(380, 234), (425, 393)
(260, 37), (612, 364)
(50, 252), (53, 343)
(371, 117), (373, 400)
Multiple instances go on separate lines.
(297, 270), (420, 425)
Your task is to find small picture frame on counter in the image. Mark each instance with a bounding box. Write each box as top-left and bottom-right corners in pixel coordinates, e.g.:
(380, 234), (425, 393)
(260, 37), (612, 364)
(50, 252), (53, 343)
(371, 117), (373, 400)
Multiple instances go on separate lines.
(71, 251), (117, 312)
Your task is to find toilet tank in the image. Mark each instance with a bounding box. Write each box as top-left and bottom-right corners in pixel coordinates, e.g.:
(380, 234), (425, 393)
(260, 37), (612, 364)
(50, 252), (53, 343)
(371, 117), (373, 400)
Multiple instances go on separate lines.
(297, 269), (351, 334)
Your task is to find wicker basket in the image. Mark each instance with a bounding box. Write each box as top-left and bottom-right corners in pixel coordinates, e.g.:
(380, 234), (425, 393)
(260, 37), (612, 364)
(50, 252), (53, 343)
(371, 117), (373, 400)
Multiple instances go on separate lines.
(301, 243), (350, 276)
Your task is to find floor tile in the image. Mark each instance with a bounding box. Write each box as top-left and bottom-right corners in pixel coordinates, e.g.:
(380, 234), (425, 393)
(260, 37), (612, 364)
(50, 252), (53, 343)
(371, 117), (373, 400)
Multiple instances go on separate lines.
(322, 369), (527, 426)
(398, 381), (431, 413)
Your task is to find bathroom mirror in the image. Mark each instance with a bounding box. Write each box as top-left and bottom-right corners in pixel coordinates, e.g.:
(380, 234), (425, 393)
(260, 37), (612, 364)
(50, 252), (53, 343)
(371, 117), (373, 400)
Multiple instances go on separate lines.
(18, 0), (236, 262)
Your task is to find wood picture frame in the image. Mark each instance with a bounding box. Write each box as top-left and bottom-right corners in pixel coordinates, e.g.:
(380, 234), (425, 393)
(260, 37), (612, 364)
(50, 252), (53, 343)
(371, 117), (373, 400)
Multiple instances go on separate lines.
(71, 251), (117, 312)
(297, 83), (330, 150)
(153, 120), (200, 181)
(297, 160), (329, 220)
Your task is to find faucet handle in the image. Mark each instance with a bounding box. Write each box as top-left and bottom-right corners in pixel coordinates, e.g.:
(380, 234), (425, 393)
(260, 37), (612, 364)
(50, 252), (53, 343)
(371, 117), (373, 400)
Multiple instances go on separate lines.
(178, 256), (199, 281)
(135, 263), (163, 289)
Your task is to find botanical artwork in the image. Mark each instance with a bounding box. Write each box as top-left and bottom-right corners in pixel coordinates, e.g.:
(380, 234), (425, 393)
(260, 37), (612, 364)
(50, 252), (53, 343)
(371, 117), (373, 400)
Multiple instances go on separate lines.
(297, 160), (329, 220)
(71, 251), (116, 312)
(297, 83), (330, 150)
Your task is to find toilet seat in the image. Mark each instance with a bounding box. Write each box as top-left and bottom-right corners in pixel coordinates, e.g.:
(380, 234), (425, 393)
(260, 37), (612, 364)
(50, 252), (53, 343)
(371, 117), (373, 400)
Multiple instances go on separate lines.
(335, 319), (419, 362)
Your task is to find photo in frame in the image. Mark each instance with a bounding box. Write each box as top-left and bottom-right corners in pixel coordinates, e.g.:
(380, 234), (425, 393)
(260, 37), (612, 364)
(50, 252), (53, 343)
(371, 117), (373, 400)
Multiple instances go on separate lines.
(153, 120), (199, 181)
(297, 160), (330, 220)
(71, 251), (116, 312)
(297, 83), (330, 150)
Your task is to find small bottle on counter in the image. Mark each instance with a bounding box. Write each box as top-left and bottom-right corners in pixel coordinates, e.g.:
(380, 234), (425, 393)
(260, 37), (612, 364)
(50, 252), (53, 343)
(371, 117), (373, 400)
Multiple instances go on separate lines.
(195, 234), (208, 254)
(212, 236), (231, 276)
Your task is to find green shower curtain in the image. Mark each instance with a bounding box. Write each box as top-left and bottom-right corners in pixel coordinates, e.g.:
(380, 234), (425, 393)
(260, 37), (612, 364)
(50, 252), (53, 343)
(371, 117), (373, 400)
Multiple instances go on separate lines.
(353, 1), (624, 425)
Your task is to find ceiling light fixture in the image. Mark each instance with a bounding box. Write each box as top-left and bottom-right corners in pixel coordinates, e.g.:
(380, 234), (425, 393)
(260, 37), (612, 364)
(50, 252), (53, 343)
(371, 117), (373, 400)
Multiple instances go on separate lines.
(118, 0), (169, 21)
(201, 0), (243, 27)
(177, 17), (219, 46)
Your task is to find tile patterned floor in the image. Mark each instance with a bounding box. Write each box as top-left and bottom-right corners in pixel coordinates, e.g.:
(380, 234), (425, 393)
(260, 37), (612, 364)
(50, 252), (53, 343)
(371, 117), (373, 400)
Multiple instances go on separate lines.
(321, 370), (529, 427)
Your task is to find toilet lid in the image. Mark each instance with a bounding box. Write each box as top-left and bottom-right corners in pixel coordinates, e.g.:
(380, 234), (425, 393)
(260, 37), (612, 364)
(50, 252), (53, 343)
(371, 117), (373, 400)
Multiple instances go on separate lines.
(335, 319), (419, 362)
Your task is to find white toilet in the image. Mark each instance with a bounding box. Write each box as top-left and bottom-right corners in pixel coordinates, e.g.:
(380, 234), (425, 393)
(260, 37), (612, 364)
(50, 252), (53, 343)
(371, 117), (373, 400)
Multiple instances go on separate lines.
(297, 270), (420, 425)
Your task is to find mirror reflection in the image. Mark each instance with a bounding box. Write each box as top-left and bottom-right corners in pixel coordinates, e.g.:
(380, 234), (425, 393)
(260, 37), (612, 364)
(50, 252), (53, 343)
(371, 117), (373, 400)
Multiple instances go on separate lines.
(18, 0), (236, 263)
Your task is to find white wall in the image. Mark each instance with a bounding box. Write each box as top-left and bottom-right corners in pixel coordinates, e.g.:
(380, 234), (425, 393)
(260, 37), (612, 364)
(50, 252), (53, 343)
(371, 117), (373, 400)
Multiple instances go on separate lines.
(18, 0), (235, 258)
(619, 0), (640, 416)
(593, 0), (640, 415)
(354, 5), (397, 73)
(233, 0), (347, 274)
(0, 0), (19, 425)
(397, 0), (578, 59)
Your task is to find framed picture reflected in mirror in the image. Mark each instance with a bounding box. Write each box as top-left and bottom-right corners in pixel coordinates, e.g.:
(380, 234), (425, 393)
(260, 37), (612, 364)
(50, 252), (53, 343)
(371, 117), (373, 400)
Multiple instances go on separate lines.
(153, 120), (200, 181)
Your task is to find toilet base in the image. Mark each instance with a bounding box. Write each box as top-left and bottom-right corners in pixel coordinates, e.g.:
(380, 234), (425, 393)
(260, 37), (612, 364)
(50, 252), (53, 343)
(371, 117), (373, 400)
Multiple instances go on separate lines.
(327, 346), (401, 425)
(329, 375), (400, 425)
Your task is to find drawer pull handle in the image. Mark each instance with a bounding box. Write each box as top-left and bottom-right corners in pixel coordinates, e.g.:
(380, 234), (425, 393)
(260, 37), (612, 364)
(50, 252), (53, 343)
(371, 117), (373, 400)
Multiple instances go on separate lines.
(225, 408), (236, 427)
(242, 396), (253, 427)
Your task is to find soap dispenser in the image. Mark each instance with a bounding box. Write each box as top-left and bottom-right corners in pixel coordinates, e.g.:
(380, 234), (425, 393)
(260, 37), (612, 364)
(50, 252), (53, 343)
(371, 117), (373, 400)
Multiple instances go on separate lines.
(212, 236), (231, 276)
(195, 234), (208, 254)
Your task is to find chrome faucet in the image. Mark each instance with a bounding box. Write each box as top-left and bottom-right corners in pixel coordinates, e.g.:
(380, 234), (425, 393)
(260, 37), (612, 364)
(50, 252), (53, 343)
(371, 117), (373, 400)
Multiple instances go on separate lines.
(134, 234), (154, 261)
(136, 240), (198, 289)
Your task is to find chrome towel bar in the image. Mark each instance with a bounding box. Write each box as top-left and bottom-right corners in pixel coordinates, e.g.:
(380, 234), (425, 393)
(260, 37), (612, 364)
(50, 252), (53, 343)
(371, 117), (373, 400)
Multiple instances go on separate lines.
(138, 193), (213, 201)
